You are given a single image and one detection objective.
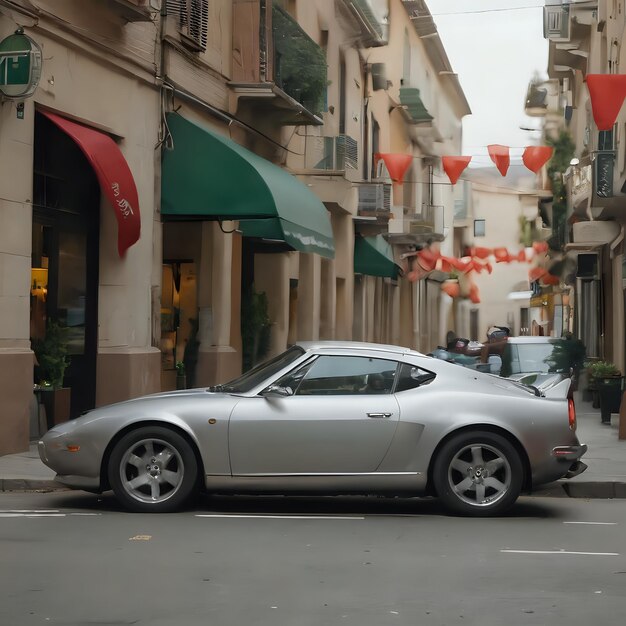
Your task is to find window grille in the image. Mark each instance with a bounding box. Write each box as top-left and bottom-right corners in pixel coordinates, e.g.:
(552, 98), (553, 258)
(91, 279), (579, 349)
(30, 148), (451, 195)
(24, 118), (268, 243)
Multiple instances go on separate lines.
(166, 0), (209, 51)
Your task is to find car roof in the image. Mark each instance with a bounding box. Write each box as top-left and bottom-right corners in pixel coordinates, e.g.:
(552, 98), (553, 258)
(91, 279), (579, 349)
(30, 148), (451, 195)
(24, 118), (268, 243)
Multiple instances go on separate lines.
(506, 336), (556, 344)
(296, 340), (426, 358)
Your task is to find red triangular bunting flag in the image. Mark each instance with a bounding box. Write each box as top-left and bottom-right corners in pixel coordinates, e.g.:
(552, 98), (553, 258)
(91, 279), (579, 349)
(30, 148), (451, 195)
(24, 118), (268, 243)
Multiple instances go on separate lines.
(522, 146), (554, 173)
(442, 156), (472, 185)
(441, 281), (460, 298)
(487, 144), (510, 177)
(376, 153), (413, 183)
(493, 247), (509, 262)
(586, 75), (626, 131)
(529, 267), (548, 282)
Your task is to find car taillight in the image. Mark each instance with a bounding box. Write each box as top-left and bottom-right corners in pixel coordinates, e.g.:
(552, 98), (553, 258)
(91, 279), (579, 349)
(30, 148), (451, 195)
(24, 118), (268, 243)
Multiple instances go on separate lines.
(568, 398), (576, 430)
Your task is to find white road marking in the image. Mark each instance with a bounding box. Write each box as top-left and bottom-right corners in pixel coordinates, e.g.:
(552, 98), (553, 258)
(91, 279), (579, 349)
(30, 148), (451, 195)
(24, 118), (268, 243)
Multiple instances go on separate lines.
(0, 510), (101, 518)
(563, 521), (617, 525)
(501, 550), (619, 556)
(0, 513), (65, 517)
(195, 514), (365, 520)
(0, 510), (60, 513)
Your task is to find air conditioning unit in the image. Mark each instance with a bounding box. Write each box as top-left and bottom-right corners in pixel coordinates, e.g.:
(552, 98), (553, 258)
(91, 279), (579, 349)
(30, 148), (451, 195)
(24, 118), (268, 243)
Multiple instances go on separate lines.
(336, 135), (358, 170)
(109, 0), (154, 21)
(370, 63), (387, 91)
(358, 183), (391, 213)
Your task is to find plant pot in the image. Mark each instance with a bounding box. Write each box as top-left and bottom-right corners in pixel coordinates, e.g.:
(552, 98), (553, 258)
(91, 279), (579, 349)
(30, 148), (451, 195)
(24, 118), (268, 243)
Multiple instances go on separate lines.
(40, 387), (71, 429)
(176, 374), (187, 391)
(598, 377), (624, 423)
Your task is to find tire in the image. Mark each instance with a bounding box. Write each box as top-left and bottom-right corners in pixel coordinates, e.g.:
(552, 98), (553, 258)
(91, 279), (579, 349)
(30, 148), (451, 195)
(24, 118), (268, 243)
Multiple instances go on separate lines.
(433, 430), (523, 517)
(108, 426), (198, 513)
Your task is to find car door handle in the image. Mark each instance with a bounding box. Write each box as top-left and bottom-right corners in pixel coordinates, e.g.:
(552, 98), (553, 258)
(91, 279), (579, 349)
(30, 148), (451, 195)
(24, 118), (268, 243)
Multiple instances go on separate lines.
(367, 412), (392, 418)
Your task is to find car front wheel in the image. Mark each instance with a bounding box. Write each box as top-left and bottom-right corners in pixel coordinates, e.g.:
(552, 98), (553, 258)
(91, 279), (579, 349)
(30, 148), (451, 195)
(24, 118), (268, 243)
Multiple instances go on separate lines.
(433, 431), (523, 517)
(108, 426), (198, 513)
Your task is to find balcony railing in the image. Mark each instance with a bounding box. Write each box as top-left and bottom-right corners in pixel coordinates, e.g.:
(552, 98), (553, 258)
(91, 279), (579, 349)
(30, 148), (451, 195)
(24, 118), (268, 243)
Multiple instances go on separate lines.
(230, 0), (326, 125)
(407, 204), (444, 237)
(304, 135), (358, 171)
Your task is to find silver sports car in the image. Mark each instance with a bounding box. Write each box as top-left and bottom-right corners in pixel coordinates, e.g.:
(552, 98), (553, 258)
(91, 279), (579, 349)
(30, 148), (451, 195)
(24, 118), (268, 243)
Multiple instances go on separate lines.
(39, 341), (587, 516)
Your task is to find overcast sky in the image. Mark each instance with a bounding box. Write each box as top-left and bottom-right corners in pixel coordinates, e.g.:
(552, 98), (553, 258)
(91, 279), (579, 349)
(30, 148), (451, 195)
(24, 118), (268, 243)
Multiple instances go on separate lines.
(427, 0), (548, 163)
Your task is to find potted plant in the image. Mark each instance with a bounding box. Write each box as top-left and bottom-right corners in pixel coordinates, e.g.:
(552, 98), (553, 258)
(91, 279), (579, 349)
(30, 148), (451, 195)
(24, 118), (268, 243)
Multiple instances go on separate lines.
(33, 320), (71, 427)
(587, 360), (623, 423)
(175, 361), (186, 390)
(545, 334), (586, 391)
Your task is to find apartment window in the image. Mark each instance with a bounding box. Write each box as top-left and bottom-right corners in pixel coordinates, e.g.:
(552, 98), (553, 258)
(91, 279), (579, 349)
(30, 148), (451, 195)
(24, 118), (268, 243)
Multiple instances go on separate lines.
(474, 219), (486, 237)
(402, 29), (411, 85)
(166, 0), (209, 51)
(598, 129), (614, 151)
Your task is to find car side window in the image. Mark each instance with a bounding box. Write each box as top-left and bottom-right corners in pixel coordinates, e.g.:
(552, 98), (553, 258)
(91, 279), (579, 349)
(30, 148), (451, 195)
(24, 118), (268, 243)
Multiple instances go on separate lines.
(277, 355), (399, 396)
(395, 363), (436, 392)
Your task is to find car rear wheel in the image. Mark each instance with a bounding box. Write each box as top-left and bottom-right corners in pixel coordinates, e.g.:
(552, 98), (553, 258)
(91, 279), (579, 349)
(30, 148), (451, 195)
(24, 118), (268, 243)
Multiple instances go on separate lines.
(433, 431), (523, 517)
(108, 426), (198, 513)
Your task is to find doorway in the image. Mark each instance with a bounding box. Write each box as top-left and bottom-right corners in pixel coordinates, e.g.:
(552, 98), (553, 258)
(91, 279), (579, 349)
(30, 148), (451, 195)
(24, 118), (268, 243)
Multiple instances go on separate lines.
(31, 112), (100, 419)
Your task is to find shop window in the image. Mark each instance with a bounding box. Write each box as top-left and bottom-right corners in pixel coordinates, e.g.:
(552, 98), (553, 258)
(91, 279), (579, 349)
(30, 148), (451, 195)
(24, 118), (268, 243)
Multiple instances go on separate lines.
(161, 261), (198, 389)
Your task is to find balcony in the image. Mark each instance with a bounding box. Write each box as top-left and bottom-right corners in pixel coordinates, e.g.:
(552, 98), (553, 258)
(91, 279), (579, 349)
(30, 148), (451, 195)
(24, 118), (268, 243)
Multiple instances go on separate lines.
(109, 0), (153, 21)
(303, 135), (358, 171)
(339, 0), (389, 47)
(355, 182), (392, 234)
(543, 3), (570, 41)
(545, 2), (593, 78)
(408, 204), (444, 239)
(524, 78), (560, 117)
(230, 1), (326, 125)
(569, 151), (626, 220)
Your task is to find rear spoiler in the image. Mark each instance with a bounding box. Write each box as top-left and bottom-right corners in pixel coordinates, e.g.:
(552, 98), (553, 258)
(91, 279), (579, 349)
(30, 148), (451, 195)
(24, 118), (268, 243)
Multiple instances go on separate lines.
(543, 378), (571, 400)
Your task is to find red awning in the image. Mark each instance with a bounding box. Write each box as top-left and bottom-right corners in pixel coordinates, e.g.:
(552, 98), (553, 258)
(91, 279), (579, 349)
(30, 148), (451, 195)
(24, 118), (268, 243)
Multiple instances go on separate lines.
(40, 111), (140, 257)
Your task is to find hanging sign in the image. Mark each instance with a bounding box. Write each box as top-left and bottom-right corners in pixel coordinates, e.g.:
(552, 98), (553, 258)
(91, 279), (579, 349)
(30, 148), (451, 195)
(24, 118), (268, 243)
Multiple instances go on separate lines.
(0, 29), (42, 99)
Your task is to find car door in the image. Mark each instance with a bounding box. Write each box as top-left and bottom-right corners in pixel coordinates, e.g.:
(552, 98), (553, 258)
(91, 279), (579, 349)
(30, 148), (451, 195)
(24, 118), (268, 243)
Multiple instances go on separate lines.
(228, 354), (401, 475)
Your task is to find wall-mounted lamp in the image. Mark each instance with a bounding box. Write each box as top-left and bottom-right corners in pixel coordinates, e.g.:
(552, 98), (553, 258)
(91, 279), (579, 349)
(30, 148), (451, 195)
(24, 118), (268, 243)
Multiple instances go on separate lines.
(570, 157), (580, 166)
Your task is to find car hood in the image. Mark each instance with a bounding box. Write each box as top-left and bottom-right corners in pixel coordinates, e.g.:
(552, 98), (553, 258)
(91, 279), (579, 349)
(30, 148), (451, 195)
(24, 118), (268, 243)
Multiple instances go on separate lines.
(47, 388), (237, 435)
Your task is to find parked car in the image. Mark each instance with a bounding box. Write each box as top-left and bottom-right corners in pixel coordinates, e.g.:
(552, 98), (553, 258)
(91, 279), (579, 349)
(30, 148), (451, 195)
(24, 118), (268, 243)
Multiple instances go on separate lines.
(496, 336), (567, 392)
(39, 341), (587, 517)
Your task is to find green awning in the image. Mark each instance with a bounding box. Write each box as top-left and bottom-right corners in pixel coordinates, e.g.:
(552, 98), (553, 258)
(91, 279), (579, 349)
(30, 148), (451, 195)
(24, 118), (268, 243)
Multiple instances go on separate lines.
(354, 236), (400, 279)
(161, 113), (335, 258)
(399, 87), (433, 123)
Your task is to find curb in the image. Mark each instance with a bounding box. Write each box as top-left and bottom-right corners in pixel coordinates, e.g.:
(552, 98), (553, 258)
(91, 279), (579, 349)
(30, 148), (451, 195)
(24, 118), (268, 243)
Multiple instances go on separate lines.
(0, 479), (68, 492)
(562, 481), (626, 499)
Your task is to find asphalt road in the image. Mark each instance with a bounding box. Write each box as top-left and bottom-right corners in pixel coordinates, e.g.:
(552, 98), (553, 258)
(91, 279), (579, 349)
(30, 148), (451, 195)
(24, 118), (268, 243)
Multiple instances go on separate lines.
(1, 492), (625, 626)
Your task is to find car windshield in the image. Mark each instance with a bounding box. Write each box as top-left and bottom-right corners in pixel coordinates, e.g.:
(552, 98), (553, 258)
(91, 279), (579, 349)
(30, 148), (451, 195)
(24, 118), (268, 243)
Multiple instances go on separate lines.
(507, 342), (556, 374)
(210, 346), (306, 393)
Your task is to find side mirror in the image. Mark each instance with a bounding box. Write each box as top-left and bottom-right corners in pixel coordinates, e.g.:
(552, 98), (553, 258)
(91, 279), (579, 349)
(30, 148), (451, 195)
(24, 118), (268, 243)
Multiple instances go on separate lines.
(263, 385), (294, 397)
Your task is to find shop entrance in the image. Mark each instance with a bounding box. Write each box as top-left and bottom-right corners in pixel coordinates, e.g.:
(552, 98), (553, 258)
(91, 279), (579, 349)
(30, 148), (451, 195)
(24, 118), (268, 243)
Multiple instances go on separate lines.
(31, 112), (100, 419)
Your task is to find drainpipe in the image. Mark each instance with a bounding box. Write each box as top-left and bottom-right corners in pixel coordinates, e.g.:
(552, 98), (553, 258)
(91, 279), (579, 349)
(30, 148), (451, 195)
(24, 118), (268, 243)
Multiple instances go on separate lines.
(610, 225), (625, 374)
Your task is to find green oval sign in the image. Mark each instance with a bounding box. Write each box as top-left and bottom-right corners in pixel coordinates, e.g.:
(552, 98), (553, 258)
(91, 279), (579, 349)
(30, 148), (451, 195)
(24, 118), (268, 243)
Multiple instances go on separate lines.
(0, 29), (42, 98)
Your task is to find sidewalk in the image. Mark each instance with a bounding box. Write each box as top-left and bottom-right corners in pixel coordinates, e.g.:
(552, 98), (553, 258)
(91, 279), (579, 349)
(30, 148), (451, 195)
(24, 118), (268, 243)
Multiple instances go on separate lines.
(0, 393), (625, 497)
